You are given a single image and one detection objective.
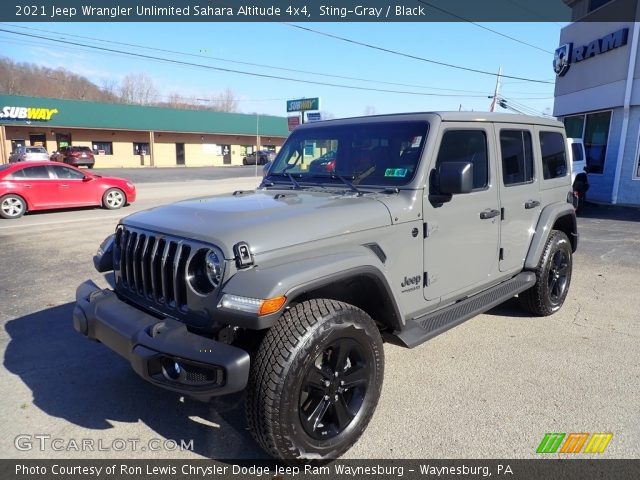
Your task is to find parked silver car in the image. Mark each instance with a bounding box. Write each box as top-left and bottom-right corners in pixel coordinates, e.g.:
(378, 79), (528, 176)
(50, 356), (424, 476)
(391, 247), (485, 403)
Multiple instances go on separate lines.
(9, 146), (50, 163)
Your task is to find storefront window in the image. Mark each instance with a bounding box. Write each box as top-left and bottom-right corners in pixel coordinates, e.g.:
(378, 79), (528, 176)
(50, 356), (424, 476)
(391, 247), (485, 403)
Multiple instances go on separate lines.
(564, 116), (585, 139)
(133, 143), (150, 155)
(92, 141), (113, 155)
(564, 112), (611, 174)
(584, 111), (611, 174)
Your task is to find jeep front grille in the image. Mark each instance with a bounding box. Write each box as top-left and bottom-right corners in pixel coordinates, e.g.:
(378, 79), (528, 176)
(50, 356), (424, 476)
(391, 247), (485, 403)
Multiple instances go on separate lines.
(114, 226), (208, 314)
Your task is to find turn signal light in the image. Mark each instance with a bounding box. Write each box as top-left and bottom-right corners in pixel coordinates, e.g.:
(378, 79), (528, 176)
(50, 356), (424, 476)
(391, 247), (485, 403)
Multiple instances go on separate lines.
(259, 296), (287, 316)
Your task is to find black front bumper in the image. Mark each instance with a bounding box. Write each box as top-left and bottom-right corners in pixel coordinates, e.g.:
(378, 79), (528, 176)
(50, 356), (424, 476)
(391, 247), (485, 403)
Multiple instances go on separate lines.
(73, 280), (250, 401)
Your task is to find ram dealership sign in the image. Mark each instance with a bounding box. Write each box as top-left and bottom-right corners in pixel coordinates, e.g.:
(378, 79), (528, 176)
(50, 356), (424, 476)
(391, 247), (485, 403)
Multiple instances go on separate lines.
(554, 28), (629, 77)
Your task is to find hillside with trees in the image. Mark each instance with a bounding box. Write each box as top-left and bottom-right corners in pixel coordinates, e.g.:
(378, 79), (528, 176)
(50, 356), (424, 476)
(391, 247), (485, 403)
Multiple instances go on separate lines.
(0, 57), (239, 112)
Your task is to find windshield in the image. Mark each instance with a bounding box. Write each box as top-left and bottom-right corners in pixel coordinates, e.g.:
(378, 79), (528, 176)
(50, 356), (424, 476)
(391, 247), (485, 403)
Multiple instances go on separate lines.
(267, 121), (429, 188)
(26, 147), (47, 153)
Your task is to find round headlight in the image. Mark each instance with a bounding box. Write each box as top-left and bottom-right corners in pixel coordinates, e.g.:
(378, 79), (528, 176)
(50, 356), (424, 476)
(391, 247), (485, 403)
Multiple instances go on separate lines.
(188, 248), (224, 295)
(205, 250), (223, 287)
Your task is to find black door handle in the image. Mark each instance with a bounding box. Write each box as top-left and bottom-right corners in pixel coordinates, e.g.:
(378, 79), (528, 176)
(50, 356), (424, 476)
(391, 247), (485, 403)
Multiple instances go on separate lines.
(480, 209), (500, 219)
(525, 200), (540, 209)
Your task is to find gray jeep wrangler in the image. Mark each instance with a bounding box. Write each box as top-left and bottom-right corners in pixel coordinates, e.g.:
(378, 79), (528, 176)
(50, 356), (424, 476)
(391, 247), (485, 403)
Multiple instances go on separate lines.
(74, 112), (577, 460)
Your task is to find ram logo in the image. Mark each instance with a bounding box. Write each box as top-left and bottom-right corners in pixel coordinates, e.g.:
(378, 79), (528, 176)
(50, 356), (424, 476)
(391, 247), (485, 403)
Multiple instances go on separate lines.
(553, 44), (572, 77)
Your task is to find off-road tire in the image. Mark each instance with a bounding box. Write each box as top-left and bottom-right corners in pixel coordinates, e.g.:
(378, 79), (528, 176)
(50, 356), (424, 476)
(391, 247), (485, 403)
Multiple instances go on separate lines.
(245, 299), (384, 460)
(519, 230), (572, 316)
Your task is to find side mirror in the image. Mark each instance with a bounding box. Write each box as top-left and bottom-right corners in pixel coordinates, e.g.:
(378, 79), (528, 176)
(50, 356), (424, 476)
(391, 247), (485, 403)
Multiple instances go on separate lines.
(83, 175), (95, 182)
(439, 161), (474, 195)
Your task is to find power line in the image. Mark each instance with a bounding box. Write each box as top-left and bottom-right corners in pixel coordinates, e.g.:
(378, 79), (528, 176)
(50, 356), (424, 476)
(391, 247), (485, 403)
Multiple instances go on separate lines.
(416, 0), (554, 54)
(0, 23), (502, 96)
(0, 28), (494, 99)
(284, 24), (554, 84)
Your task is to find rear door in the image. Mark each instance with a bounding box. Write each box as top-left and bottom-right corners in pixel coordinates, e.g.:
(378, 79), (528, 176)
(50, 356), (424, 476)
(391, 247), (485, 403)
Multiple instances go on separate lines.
(495, 124), (541, 272)
(423, 123), (500, 302)
(8, 165), (57, 208)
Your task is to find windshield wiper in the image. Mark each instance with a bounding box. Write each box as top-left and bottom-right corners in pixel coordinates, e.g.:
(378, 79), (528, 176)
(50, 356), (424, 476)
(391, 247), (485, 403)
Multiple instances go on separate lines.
(268, 173), (302, 189)
(330, 172), (362, 195)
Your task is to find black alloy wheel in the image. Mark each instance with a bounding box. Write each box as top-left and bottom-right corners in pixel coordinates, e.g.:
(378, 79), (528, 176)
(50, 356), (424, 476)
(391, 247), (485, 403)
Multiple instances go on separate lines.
(299, 337), (370, 440)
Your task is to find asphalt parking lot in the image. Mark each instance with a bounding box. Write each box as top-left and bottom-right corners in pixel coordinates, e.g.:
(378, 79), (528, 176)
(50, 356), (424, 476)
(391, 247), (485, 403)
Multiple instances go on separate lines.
(95, 166), (259, 183)
(0, 183), (638, 460)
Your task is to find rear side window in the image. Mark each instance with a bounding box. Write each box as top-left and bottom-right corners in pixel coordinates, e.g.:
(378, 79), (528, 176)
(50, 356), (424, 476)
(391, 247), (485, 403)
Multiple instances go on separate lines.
(571, 143), (584, 162)
(540, 132), (568, 180)
(20, 166), (50, 179)
(52, 165), (85, 179)
(436, 130), (488, 190)
(500, 130), (534, 186)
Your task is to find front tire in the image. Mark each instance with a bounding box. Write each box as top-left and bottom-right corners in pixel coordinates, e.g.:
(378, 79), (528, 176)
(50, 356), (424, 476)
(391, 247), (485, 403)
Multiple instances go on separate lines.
(519, 230), (572, 316)
(246, 299), (384, 460)
(102, 188), (125, 210)
(0, 194), (26, 219)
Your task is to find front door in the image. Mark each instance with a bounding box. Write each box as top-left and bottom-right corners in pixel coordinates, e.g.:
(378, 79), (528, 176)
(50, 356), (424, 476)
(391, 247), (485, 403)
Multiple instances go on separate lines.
(176, 143), (185, 165)
(423, 123), (500, 302)
(49, 164), (96, 206)
(494, 125), (541, 272)
(221, 145), (231, 165)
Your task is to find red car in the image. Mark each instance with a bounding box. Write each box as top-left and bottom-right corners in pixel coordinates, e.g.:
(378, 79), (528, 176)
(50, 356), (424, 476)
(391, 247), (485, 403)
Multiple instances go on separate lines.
(0, 161), (136, 219)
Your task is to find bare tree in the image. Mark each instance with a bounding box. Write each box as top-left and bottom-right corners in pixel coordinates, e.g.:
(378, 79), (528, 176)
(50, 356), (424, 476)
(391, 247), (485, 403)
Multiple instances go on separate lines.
(208, 88), (239, 112)
(119, 73), (158, 105)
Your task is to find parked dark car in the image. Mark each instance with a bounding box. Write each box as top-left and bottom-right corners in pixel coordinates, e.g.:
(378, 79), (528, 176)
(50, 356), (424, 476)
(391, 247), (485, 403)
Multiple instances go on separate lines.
(308, 150), (337, 173)
(8, 146), (50, 163)
(51, 146), (96, 168)
(243, 150), (276, 165)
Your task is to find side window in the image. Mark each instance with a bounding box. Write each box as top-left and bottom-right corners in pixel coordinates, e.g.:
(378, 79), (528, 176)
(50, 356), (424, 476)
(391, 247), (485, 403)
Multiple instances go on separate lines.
(21, 166), (51, 179)
(500, 130), (534, 186)
(52, 166), (85, 180)
(436, 130), (488, 190)
(540, 131), (568, 180)
(571, 143), (584, 162)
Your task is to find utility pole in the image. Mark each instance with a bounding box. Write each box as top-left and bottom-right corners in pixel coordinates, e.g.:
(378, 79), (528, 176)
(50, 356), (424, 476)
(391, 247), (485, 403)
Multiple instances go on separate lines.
(490, 67), (502, 113)
(255, 113), (260, 177)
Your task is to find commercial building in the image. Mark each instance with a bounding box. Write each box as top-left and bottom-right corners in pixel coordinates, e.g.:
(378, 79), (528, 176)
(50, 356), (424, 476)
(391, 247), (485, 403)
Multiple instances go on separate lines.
(0, 95), (289, 168)
(554, 0), (640, 205)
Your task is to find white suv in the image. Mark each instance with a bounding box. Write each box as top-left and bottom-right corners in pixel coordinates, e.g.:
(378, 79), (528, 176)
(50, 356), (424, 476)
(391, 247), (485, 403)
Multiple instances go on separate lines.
(566, 137), (589, 212)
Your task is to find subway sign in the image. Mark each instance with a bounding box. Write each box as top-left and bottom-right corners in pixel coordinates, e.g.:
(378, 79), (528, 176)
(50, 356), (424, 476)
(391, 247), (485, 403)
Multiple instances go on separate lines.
(554, 28), (629, 77)
(287, 97), (320, 112)
(0, 105), (59, 121)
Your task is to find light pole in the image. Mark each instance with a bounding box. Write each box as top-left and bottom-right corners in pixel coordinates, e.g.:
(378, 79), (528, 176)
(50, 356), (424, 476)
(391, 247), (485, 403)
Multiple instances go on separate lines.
(255, 113), (260, 177)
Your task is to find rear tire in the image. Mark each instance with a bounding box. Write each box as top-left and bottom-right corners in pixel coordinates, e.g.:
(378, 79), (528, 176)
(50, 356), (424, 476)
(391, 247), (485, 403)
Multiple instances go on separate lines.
(246, 299), (384, 460)
(519, 230), (572, 316)
(102, 188), (125, 210)
(0, 194), (26, 219)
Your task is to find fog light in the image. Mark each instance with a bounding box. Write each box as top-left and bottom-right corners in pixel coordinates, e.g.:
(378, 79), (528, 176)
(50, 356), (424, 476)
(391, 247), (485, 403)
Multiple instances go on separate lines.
(161, 358), (185, 382)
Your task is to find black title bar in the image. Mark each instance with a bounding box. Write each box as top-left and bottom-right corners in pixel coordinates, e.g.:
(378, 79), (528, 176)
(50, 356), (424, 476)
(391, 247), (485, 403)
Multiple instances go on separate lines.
(1, 0), (638, 22)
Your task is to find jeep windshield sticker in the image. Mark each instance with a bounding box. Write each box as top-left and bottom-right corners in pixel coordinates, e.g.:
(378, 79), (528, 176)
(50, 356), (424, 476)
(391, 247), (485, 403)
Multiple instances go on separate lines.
(384, 168), (408, 178)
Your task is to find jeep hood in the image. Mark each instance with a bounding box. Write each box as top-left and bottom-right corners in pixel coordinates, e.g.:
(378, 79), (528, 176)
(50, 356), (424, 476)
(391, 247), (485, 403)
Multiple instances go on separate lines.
(122, 190), (392, 257)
